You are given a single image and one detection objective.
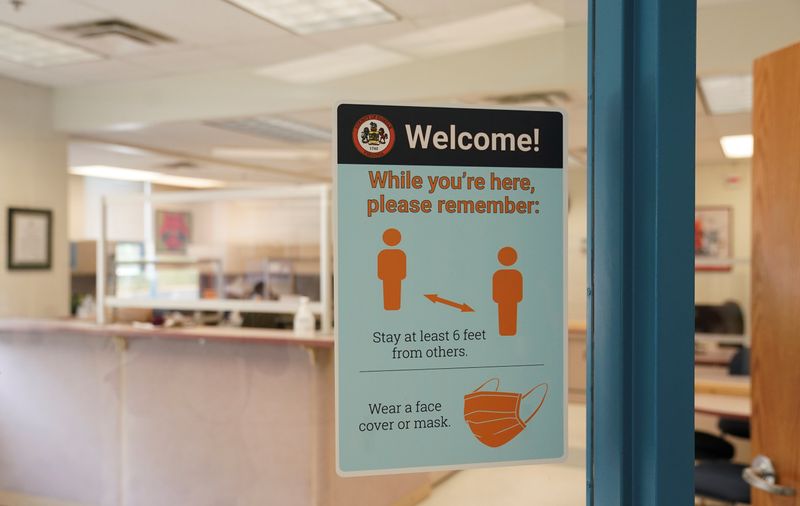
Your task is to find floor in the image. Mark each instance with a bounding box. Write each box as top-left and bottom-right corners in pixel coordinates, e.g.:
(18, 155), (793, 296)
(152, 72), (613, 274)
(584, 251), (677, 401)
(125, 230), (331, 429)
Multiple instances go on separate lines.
(419, 404), (587, 506)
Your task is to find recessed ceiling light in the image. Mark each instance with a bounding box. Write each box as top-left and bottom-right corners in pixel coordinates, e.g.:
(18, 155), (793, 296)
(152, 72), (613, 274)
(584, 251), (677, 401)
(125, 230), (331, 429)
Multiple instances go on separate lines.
(383, 4), (565, 58)
(106, 122), (149, 132)
(212, 147), (329, 161)
(720, 134), (753, 159)
(206, 116), (331, 142)
(225, 0), (396, 35)
(698, 74), (752, 115)
(255, 44), (410, 84)
(70, 165), (225, 188)
(0, 23), (101, 67)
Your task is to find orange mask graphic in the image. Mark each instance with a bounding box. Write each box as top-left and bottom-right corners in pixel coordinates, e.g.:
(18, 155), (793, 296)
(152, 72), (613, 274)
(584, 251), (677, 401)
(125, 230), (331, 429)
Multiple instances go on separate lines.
(463, 378), (548, 448)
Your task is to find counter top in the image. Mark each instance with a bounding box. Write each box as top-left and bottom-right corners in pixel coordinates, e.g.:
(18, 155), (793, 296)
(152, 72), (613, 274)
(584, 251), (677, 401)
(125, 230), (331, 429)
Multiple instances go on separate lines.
(695, 393), (750, 420)
(568, 321), (587, 334)
(695, 373), (750, 397)
(0, 319), (333, 348)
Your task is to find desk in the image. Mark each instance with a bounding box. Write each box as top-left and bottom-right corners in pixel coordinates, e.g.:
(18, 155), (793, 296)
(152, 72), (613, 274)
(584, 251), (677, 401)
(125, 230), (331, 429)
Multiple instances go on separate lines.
(696, 332), (748, 346)
(695, 348), (737, 367)
(695, 374), (750, 397)
(695, 393), (751, 420)
(694, 373), (751, 420)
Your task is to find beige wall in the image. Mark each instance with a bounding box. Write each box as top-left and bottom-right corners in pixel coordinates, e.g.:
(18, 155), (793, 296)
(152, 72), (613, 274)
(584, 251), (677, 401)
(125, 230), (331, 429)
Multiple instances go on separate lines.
(0, 77), (69, 318)
(68, 175), (146, 242)
(564, 162), (753, 331)
(695, 161), (752, 334)
(567, 169), (587, 323)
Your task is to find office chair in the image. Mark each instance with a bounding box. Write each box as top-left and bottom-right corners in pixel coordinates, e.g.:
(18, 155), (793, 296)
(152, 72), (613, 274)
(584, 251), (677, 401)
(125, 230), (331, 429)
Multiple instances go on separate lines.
(694, 347), (752, 504)
(695, 301), (745, 334)
(695, 431), (735, 461)
(695, 461), (751, 505)
(718, 347), (751, 440)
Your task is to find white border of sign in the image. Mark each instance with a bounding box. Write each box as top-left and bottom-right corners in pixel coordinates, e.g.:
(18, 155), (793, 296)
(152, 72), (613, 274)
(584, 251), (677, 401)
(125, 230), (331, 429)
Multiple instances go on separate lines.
(333, 101), (569, 477)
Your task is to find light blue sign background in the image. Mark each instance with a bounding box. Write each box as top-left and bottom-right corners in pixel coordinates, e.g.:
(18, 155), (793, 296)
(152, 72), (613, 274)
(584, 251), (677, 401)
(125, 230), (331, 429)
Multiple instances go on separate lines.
(337, 163), (565, 473)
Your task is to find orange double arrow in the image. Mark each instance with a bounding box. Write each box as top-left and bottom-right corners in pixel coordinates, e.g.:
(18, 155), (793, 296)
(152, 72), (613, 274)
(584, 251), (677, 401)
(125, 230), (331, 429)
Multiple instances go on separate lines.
(424, 294), (475, 313)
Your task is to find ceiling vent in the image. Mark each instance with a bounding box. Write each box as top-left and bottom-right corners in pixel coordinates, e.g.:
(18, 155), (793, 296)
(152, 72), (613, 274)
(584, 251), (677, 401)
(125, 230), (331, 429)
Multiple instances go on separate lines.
(159, 161), (200, 171)
(57, 19), (175, 47)
(205, 116), (331, 143)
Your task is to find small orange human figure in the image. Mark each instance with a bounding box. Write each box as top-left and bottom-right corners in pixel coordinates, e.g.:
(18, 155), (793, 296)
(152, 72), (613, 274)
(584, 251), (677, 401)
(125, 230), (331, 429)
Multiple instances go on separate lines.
(378, 228), (406, 310)
(493, 247), (523, 336)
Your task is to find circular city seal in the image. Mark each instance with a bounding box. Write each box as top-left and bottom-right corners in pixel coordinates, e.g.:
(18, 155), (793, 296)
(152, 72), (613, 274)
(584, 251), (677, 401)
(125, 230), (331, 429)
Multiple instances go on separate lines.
(352, 114), (395, 158)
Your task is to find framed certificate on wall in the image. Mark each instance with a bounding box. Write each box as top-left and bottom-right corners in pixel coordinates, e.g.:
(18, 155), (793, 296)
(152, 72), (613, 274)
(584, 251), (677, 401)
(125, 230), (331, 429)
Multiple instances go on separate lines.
(7, 207), (52, 270)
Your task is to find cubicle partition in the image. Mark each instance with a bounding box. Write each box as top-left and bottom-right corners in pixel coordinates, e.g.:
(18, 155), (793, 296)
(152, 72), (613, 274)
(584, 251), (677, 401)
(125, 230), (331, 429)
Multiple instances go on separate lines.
(94, 185), (333, 331)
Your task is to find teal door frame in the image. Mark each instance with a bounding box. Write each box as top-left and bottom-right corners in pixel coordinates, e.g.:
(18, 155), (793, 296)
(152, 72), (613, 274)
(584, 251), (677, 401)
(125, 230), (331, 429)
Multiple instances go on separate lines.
(587, 0), (697, 504)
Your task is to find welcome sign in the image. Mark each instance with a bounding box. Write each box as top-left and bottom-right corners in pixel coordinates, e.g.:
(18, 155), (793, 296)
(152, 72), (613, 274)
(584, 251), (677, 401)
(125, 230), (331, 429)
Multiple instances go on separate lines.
(335, 103), (567, 475)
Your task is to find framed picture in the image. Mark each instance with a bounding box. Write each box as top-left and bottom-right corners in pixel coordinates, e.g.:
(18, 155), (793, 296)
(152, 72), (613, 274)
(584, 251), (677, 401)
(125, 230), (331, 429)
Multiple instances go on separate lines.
(155, 210), (192, 254)
(7, 207), (53, 270)
(695, 206), (732, 271)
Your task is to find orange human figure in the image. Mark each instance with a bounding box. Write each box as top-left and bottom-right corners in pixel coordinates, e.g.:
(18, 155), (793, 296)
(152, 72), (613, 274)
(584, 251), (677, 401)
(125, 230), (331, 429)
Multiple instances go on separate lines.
(378, 228), (406, 310)
(493, 246), (523, 336)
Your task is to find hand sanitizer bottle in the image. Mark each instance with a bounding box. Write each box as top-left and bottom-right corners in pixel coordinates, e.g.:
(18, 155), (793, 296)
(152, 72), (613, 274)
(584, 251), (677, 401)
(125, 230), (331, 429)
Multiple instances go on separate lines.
(293, 296), (315, 337)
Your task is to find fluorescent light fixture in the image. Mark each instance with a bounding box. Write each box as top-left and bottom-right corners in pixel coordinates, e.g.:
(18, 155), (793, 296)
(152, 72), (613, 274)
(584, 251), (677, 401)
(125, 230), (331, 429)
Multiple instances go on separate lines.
(106, 122), (149, 132)
(70, 165), (225, 189)
(226, 0), (396, 35)
(0, 23), (101, 67)
(698, 74), (752, 115)
(205, 116), (331, 142)
(212, 147), (329, 161)
(100, 144), (151, 156)
(383, 4), (565, 58)
(255, 44), (410, 84)
(720, 134), (753, 159)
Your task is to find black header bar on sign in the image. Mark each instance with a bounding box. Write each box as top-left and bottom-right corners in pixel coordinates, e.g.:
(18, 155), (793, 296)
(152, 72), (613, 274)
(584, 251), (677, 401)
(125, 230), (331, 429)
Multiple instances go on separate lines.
(337, 103), (564, 168)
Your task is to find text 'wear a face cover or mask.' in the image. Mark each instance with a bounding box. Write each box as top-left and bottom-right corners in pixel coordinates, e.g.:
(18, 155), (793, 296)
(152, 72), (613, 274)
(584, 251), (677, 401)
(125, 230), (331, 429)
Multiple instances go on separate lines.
(463, 378), (549, 448)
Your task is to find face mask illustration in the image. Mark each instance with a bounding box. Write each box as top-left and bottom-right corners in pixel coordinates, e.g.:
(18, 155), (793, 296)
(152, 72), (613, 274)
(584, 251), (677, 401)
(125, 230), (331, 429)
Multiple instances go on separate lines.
(463, 378), (548, 448)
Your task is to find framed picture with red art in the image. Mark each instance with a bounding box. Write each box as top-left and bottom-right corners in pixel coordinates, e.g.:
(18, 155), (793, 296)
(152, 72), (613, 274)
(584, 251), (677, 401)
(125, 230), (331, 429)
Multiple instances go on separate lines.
(155, 210), (192, 254)
(695, 206), (732, 271)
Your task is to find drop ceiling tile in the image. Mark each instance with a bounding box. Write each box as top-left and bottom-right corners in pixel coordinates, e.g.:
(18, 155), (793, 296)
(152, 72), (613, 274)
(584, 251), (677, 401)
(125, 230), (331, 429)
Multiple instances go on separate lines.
(0, 0), (107, 29)
(301, 19), (418, 48)
(87, 121), (304, 158)
(69, 138), (324, 184)
(121, 49), (244, 74)
(711, 112), (751, 136)
(40, 59), (162, 86)
(282, 109), (334, 129)
(209, 36), (323, 67)
(69, 140), (173, 167)
(0, 57), (160, 87)
(379, 0), (522, 20)
(77, 0), (290, 45)
(698, 0), (750, 7)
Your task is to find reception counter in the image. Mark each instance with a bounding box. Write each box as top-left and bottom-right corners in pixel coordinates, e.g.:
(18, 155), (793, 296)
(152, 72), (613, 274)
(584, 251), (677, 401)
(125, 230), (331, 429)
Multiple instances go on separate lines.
(0, 320), (432, 506)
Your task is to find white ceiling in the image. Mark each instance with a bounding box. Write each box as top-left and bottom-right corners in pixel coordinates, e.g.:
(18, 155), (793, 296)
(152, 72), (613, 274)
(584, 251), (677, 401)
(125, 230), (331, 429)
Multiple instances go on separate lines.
(0, 0), (574, 87)
(0, 0), (798, 183)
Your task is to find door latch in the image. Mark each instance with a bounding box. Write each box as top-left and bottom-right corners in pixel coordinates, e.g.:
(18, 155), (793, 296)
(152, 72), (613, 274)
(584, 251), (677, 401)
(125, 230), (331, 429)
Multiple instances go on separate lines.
(743, 455), (796, 496)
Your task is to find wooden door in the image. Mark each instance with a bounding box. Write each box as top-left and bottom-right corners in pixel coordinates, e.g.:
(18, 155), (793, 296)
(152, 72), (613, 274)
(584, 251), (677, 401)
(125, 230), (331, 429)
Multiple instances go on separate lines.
(751, 41), (800, 505)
